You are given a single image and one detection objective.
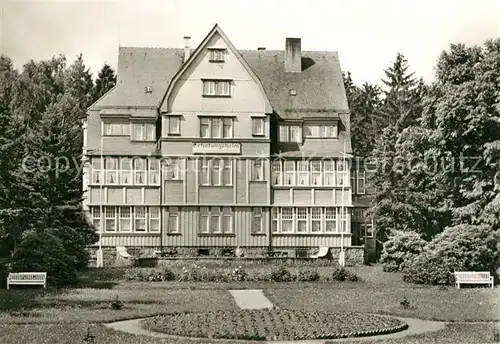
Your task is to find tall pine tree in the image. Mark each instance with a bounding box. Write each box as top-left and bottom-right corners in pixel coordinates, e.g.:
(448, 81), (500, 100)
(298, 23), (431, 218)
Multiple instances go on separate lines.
(92, 63), (116, 103)
(369, 54), (425, 241)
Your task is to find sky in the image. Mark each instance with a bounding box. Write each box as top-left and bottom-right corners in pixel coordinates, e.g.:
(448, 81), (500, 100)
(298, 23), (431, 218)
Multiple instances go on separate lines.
(1, 0), (499, 86)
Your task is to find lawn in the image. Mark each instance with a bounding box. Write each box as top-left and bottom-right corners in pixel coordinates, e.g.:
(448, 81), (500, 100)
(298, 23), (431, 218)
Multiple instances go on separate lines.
(0, 265), (498, 343)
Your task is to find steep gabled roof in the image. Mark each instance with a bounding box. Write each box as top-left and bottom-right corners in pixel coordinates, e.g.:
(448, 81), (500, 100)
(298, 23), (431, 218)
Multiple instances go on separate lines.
(90, 47), (184, 109)
(240, 50), (349, 115)
(159, 24), (273, 113)
(90, 27), (349, 119)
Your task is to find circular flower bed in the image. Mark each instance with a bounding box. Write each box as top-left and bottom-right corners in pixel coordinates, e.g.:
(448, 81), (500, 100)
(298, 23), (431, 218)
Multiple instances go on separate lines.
(141, 309), (408, 341)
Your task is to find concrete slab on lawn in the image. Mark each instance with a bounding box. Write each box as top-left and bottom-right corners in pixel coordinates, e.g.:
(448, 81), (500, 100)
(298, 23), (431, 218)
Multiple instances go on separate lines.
(229, 289), (274, 309)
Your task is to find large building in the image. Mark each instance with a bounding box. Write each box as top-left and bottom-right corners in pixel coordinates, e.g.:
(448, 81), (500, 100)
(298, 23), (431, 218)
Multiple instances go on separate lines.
(83, 24), (372, 264)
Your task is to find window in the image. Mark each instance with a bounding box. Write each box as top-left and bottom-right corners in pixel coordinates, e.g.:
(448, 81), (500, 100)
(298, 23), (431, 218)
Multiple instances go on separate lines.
(305, 124), (337, 138)
(223, 159), (232, 185)
(168, 116), (180, 135)
(134, 206), (146, 232)
(211, 118), (221, 138)
(132, 123), (155, 141)
(339, 208), (348, 233)
(120, 158), (132, 184)
(167, 207), (179, 233)
(325, 207), (336, 232)
(103, 120), (130, 136)
(200, 159), (209, 185)
(305, 125), (320, 137)
(310, 161), (321, 186)
(209, 49), (225, 62)
(281, 208), (293, 233)
(105, 158), (118, 184)
(200, 118), (210, 138)
(211, 159), (221, 185)
(203, 80), (231, 96)
(357, 170), (366, 194)
(268, 207), (348, 234)
(134, 158), (146, 185)
(324, 125), (337, 138)
(252, 207), (263, 234)
(251, 160), (264, 181)
(199, 207), (209, 233)
(149, 159), (160, 185)
(284, 161), (295, 186)
(210, 207), (221, 233)
(337, 161), (348, 186)
(311, 208), (321, 232)
(252, 117), (264, 136)
(165, 158), (179, 180)
(119, 207), (131, 232)
(323, 160), (335, 186)
(279, 125), (301, 143)
(223, 118), (232, 138)
(271, 160), (282, 185)
(352, 208), (365, 222)
(92, 159), (101, 184)
(105, 206), (116, 232)
(200, 117), (233, 138)
(271, 208), (278, 233)
(200, 159), (231, 186)
(91, 207), (101, 231)
(297, 208), (308, 233)
(365, 219), (374, 238)
(149, 207), (160, 232)
(222, 207), (233, 233)
(297, 161), (308, 186)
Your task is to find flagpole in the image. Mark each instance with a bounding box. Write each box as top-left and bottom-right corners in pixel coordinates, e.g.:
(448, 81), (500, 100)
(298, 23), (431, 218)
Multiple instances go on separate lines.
(339, 139), (346, 267)
(97, 121), (104, 268)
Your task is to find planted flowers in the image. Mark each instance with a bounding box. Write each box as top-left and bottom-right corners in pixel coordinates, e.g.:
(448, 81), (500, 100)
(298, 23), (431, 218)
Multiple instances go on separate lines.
(141, 309), (408, 341)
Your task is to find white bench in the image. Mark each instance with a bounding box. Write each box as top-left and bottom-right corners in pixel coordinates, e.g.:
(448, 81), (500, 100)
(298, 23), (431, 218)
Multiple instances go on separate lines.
(7, 272), (47, 290)
(454, 271), (494, 288)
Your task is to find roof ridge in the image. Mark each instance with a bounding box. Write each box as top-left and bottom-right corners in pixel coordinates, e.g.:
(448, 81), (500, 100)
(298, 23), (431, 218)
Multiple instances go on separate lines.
(119, 46), (182, 51)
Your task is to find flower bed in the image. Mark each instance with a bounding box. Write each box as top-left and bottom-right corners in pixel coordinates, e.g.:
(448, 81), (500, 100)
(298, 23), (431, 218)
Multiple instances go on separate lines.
(141, 309), (408, 341)
(124, 265), (361, 283)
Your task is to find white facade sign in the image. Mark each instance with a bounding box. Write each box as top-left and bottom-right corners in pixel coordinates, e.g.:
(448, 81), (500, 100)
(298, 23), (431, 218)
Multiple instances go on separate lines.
(192, 142), (241, 154)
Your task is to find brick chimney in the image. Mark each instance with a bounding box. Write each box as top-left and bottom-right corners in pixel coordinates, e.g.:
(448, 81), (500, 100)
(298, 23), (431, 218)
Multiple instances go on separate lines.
(184, 36), (191, 63)
(285, 37), (301, 72)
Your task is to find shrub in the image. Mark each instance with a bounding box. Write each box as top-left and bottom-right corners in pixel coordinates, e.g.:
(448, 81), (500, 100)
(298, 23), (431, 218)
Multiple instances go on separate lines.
(380, 231), (427, 272)
(270, 266), (294, 282)
(124, 268), (176, 282)
(10, 230), (77, 287)
(296, 268), (320, 282)
(110, 296), (124, 310)
(331, 267), (359, 282)
(403, 224), (500, 285)
(231, 266), (247, 282)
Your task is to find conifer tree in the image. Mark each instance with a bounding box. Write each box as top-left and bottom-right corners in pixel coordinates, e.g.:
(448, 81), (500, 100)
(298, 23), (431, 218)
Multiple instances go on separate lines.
(92, 63), (116, 103)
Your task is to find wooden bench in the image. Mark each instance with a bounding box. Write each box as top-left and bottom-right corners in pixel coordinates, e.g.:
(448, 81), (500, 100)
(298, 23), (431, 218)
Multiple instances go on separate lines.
(7, 272), (47, 290)
(454, 271), (494, 288)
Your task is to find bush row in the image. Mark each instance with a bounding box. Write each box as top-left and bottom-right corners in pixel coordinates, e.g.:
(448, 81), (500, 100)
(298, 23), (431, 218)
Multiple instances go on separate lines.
(381, 224), (500, 285)
(124, 265), (359, 283)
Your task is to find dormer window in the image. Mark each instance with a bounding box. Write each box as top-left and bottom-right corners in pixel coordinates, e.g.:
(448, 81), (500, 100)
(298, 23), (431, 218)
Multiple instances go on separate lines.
(279, 124), (302, 143)
(208, 48), (226, 62)
(305, 124), (338, 138)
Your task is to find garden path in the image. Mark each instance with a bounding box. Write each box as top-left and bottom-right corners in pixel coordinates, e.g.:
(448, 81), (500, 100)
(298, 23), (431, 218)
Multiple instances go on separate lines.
(229, 289), (274, 309)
